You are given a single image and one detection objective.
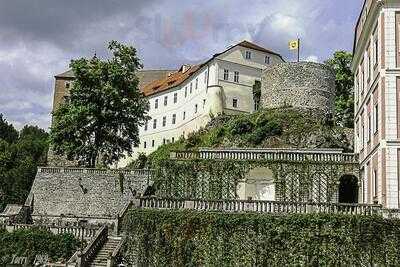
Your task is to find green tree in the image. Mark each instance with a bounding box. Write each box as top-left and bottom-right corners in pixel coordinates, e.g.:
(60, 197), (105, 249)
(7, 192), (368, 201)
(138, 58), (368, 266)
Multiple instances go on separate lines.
(0, 116), (48, 210)
(50, 41), (149, 167)
(0, 114), (18, 143)
(325, 51), (354, 128)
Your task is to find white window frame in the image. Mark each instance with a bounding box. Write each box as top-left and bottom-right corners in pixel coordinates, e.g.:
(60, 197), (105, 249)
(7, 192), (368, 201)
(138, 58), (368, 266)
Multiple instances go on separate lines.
(265, 56), (270, 64)
(233, 98), (238, 108)
(223, 69), (229, 80)
(164, 96), (168, 106)
(245, 51), (252, 59)
(153, 119), (157, 129)
(172, 114), (176, 124)
(234, 71), (239, 83)
(162, 116), (166, 127)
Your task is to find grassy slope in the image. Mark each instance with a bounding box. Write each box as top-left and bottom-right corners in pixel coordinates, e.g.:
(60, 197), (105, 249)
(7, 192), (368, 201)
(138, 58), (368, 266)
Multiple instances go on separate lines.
(134, 108), (353, 166)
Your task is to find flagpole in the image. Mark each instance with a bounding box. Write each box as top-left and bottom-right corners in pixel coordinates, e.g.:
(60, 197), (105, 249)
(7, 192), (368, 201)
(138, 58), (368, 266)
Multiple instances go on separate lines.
(297, 38), (300, 62)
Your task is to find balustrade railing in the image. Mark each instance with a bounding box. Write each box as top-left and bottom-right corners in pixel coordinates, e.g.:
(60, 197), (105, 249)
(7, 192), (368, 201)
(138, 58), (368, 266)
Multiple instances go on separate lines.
(138, 197), (382, 216)
(79, 225), (108, 267)
(171, 148), (358, 163)
(5, 224), (98, 239)
(38, 167), (154, 176)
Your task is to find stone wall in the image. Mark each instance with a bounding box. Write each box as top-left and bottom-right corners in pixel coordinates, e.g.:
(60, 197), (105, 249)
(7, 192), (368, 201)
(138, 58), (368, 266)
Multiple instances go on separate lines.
(25, 168), (152, 226)
(261, 62), (336, 115)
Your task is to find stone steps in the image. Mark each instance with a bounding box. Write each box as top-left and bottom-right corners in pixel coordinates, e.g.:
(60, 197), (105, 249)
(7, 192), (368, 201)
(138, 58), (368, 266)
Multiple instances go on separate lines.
(87, 237), (122, 267)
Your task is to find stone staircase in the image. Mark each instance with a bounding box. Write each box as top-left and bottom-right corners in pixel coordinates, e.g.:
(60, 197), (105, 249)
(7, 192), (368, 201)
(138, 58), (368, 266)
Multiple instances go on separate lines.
(89, 237), (122, 267)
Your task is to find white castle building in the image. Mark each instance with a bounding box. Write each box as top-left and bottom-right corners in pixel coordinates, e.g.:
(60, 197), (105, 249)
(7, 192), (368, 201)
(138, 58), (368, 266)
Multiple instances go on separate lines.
(352, 0), (400, 208)
(120, 41), (284, 165)
(52, 40), (284, 167)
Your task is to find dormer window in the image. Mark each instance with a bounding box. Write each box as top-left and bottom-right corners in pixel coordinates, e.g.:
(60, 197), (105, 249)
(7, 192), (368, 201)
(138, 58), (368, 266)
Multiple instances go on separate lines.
(265, 56), (270, 64)
(245, 51), (252, 59)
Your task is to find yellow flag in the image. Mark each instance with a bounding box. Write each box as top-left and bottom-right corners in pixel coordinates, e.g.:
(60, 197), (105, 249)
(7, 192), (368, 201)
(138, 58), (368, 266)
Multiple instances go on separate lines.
(289, 40), (299, 50)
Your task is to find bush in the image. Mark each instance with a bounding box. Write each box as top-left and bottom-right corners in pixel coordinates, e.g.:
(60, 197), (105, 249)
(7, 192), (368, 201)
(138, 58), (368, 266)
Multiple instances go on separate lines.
(248, 120), (283, 145)
(124, 209), (400, 267)
(228, 117), (254, 135)
(0, 228), (80, 265)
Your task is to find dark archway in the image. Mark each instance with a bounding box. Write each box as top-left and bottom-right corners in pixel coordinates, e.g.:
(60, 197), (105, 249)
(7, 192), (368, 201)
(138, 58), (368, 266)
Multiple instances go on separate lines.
(338, 175), (358, 203)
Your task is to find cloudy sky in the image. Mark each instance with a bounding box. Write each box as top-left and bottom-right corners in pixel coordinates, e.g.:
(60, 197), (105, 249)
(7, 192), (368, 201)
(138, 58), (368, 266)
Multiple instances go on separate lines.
(0, 0), (363, 130)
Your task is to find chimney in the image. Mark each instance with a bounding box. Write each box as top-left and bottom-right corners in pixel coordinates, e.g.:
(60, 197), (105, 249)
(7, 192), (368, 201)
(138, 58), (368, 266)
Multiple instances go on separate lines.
(181, 64), (191, 73)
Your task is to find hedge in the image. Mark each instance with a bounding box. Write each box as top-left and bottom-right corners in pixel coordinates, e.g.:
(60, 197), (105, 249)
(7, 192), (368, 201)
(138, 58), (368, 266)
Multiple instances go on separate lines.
(0, 228), (80, 265)
(123, 209), (400, 266)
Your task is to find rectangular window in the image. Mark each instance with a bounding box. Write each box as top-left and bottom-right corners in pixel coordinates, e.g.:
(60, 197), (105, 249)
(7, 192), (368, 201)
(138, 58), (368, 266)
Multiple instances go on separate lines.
(223, 69), (229, 80)
(144, 121), (148, 131)
(190, 83), (193, 93)
(245, 51), (252, 59)
(374, 38), (379, 67)
(204, 71), (208, 83)
(152, 140), (155, 147)
(174, 92), (178, 103)
(183, 111), (186, 120)
(162, 116), (166, 127)
(195, 104), (198, 113)
(265, 56), (270, 64)
(203, 99), (206, 108)
(144, 141), (147, 149)
(164, 96), (168, 106)
(65, 82), (71, 89)
(172, 114), (176, 124)
(234, 71), (239, 83)
(172, 137), (175, 143)
(155, 99), (159, 109)
(361, 121), (365, 147)
(195, 78), (198, 89)
(185, 87), (187, 97)
(233, 98), (238, 108)
(367, 51), (371, 81)
(367, 114), (371, 142)
(153, 119), (157, 129)
(374, 104), (379, 133)
(373, 169), (378, 198)
(163, 138), (166, 145)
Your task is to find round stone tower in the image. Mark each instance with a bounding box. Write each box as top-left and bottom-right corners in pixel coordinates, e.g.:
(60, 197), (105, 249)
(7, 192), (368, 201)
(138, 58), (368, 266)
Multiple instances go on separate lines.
(261, 62), (336, 115)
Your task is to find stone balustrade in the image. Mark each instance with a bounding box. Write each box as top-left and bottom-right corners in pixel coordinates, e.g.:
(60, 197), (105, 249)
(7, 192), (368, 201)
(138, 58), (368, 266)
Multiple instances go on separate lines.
(138, 197), (382, 216)
(78, 225), (108, 267)
(171, 148), (358, 163)
(4, 223), (99, 239)
(38, 167), (154, 176)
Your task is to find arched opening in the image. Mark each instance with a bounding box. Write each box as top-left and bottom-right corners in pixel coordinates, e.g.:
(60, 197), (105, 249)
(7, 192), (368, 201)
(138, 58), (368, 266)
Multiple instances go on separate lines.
(239, 167), (275, 201)
(338, 175), (358, 203)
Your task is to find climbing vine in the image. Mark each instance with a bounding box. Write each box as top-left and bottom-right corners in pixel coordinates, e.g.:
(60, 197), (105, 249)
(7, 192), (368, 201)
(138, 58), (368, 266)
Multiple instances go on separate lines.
(152, 159), (358, 202)
(153, 159), (249, 199)
(123, 209), (400, 266)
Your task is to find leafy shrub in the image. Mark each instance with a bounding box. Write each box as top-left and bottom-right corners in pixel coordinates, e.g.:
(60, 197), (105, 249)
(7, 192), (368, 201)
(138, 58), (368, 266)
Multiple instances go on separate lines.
(0, 228), (80, 265)
(228, 117), (254, 135)
(205, 127), (226, 147)
(248, 120), (283, 145)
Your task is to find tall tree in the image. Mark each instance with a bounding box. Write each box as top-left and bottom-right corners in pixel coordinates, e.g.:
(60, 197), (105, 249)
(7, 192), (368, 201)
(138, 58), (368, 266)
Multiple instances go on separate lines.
(325, 51), (354, 128)
(0, 114), (18, 143)
(0, 115), (48, 210)
(50, 41), (149, 167)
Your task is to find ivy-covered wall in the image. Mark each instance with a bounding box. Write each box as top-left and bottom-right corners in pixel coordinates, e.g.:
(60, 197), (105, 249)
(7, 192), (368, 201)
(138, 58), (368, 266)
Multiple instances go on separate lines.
(123, 209), (400, 266)
(153, 159), (358, 202)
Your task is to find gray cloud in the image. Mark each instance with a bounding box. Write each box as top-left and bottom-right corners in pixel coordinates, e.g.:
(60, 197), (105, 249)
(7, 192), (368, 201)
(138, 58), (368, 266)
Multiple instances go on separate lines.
(0, 0), (363, 130)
